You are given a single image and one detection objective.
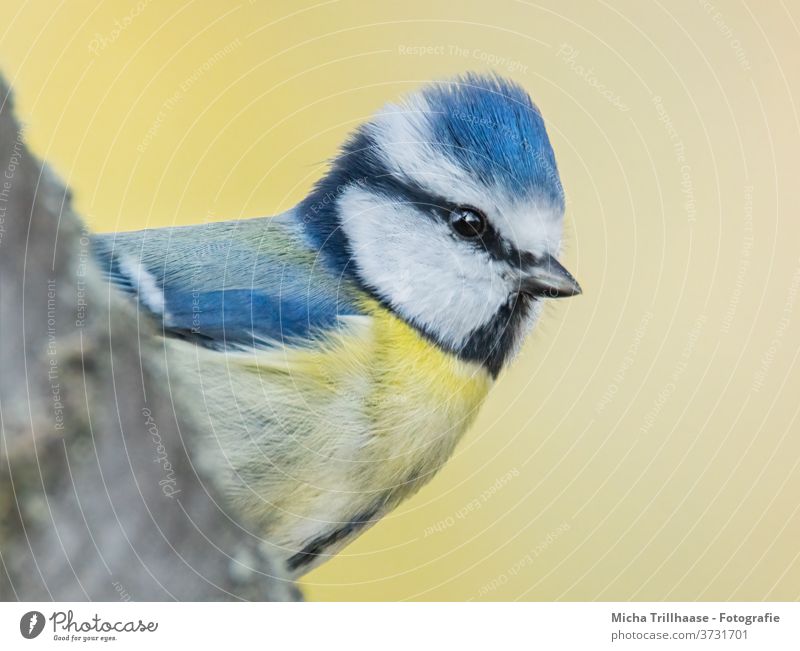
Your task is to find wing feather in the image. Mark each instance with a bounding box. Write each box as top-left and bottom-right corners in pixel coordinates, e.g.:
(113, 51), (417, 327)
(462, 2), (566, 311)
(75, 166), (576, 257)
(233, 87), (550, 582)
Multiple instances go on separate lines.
(91, 212), (363, 350)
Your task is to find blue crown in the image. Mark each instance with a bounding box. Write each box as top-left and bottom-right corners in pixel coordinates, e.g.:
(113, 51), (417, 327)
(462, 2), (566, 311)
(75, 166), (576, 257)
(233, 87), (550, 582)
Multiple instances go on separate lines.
(419, 73), (564, 208)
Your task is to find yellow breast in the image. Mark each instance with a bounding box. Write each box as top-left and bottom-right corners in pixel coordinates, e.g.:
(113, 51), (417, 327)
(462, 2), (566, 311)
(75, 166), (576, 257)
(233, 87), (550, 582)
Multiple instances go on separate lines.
(169, 298), (494, 553)
(194, 297), (494, 518)
(360, 299), (493, 492)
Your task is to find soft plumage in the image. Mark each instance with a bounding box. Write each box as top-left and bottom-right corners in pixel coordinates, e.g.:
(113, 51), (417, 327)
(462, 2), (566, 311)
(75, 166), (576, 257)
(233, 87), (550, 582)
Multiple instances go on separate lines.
(92, 73), (580, 576)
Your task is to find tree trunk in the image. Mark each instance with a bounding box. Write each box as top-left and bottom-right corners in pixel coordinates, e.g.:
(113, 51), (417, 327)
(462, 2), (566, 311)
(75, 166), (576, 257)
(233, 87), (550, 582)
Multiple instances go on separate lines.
(0, 77), (298, 601)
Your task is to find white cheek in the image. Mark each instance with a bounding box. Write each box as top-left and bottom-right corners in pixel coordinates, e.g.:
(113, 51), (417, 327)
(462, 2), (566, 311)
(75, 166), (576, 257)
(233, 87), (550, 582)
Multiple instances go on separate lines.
(338, 187), (511, 349)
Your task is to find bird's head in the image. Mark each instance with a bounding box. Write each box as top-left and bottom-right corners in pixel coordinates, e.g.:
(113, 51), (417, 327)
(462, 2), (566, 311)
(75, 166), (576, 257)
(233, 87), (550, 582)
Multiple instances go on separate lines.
(301, 73), (580, 376)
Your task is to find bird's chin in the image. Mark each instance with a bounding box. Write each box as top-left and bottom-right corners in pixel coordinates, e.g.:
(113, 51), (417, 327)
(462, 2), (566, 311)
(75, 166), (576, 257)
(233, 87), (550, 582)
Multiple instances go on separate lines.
(508, 290), (537, 324)
(513, 290), (537, 306)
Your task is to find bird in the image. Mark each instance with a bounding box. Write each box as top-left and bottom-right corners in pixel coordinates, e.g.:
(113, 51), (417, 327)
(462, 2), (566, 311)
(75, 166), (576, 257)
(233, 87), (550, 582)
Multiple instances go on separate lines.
(91, 72), (581, 578)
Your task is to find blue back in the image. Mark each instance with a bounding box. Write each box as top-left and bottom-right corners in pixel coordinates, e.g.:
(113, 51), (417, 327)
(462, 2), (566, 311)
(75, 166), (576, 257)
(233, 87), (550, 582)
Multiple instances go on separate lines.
(91, 212), (364, 350)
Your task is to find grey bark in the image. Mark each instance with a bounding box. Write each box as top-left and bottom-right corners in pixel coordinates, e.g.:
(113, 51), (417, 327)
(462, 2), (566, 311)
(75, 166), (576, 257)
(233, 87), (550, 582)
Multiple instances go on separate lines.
(0, 77), (298, 601)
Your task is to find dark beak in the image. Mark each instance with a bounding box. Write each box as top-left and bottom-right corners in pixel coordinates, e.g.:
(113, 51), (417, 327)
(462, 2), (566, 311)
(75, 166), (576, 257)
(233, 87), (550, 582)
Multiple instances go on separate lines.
(519, 254), (582, 299)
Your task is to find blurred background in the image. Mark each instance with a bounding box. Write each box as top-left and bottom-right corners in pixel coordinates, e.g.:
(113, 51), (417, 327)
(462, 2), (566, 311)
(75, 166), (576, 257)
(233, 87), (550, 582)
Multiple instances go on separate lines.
(1, 0), (797, 600)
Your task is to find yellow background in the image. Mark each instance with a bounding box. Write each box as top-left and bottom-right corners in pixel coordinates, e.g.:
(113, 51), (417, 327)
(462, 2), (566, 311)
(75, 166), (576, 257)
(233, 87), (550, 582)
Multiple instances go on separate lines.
(2, 0), (798, 600)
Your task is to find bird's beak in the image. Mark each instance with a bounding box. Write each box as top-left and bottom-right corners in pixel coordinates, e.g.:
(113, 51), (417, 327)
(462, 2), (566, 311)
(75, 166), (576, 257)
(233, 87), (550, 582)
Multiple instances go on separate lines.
(519, 254), (582, 299)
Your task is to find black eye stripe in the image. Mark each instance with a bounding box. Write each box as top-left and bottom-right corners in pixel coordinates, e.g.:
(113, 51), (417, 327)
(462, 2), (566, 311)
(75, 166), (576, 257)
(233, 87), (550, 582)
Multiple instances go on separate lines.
(362, 168), (538, 266)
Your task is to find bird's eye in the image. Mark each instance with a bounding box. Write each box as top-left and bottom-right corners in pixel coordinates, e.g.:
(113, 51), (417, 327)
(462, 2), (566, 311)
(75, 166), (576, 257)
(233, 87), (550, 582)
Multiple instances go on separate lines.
(449, 206), (487, 239)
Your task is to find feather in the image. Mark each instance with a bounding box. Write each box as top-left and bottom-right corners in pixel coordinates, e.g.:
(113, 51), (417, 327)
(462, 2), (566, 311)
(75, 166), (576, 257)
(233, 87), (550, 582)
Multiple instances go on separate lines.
(91, 211), (364, 350)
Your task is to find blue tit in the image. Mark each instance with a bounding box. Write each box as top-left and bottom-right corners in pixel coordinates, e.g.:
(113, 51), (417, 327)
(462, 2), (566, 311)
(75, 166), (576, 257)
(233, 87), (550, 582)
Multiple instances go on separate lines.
(91, 72), (581, 577)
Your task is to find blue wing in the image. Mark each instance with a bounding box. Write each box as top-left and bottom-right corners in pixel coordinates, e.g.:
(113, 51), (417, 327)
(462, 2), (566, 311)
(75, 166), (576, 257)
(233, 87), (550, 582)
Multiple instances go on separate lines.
(91, 211), (364, 350)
